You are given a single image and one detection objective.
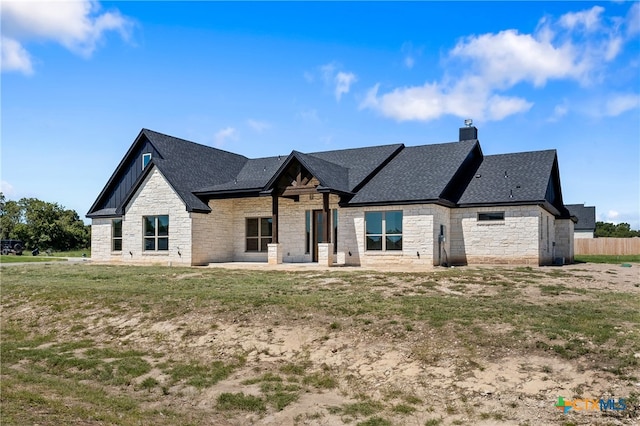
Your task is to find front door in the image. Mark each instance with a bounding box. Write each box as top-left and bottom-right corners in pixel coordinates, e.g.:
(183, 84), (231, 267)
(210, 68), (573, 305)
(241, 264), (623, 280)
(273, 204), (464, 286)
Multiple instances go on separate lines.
(312, 210), (325, 262)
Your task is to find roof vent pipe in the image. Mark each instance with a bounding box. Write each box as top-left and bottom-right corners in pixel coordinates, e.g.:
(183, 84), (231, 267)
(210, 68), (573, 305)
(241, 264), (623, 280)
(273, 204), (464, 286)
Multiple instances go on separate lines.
(459, 119), (478, 141)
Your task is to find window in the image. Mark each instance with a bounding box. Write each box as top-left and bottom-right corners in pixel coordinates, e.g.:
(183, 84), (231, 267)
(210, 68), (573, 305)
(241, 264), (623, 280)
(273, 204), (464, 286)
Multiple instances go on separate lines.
(365, 211), (402, 251)
(246, 217), (272, 252)
(478, 212), (505, 221)
(333, 209), (338, 253)
(305, 211), (311, 254)
(112, 219), (122, 251)
(143, 215), (169, 251)
(142, 153), (152, 169)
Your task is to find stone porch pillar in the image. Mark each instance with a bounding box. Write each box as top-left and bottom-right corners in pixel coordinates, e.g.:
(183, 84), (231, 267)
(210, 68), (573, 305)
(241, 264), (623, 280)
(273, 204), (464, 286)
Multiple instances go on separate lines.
(268, 243), (283, 265)
(317, 243), (334, 267)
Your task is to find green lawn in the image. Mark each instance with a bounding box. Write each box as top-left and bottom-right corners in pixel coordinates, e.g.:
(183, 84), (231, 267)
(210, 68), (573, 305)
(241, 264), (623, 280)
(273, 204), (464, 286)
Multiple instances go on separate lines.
(0, 255), (66, 263)
(574, 254), (640, 264)
(1, 264), (638, 425)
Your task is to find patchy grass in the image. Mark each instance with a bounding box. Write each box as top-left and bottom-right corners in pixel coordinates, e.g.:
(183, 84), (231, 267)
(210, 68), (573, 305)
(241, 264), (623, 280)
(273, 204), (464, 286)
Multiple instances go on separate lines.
(1, 263), (638, 424)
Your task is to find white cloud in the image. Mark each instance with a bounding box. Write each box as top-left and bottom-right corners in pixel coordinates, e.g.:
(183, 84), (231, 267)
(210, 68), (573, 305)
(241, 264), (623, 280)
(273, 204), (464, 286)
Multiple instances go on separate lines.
(360, 79), (531, 122)
(316, 62), (357, 101)
(548, 100), (569, 122)
(1, 36), (33, 74)
(361, 4), (638, 123)
(1, 180), (15, 197)
(213, 127), (237, 148)
(401, 42), (420, 69)
(247, 119), (271, 133)
(297, 108), (320, 124)
(0, 0), (132, 74)
(335, 71), (357, 101)
(604, 93), (640, 116)
(627, 3), (640, 36)
(559, 6), (604, 32)
(450, 29), (584, 88)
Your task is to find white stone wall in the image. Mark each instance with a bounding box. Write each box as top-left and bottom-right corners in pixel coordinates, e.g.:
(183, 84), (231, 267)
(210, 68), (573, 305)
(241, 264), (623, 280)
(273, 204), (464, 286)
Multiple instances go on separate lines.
(554, 218), (574, 263)
(191, 201), (235, 265)
(574, 230), (594, 239)
(449, 206), (543, 265)
(120, 168), (192, 265)
(90, 218), (114, 261)
(539, 209), (555, 265)
(194, 194), (341, 263)
(338, 204), (439, 267)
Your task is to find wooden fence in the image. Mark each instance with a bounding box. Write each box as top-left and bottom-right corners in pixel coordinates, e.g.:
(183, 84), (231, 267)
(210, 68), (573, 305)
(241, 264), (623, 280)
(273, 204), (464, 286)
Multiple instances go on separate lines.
(575, 237), (640, 255)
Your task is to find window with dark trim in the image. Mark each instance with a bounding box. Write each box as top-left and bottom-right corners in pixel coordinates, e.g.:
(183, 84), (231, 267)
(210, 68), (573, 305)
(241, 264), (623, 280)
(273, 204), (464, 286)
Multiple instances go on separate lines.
(143, 215), (169, 251)
(142, 153), (152, 169)
(365, 211), (402, 251)
(112, 219), (122, 251)
(305, 211), (311, 254)
(333, 209), (338, 253)
(246, 217), (272, 252)
(478, 212), (505, 221)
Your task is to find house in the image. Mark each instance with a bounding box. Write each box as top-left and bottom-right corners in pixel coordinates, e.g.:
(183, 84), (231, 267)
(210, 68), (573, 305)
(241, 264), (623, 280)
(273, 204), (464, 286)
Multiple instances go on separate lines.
(87, 125), (576, 267)
(566, 204), (596, 239)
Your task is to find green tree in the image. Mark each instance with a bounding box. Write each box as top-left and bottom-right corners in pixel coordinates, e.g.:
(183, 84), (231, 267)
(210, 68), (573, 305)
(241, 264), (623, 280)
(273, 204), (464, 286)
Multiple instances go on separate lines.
(0, 193), (22, 240)
(594, 221), (640, 238)
(0, 193), (90, 251)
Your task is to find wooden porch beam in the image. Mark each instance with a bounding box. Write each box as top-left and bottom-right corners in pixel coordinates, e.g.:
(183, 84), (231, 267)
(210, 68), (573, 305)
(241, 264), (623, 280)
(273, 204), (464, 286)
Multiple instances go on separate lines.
(323, 192), (330, 243)
(272, 193), (279, 244)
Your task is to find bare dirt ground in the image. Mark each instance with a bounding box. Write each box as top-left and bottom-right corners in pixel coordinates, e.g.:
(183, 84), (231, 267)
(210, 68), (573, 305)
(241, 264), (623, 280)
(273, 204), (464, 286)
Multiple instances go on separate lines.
(5, 262), (640, 425)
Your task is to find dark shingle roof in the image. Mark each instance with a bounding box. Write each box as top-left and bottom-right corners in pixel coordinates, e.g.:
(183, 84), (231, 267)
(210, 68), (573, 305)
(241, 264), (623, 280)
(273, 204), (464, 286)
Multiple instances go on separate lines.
(196, 156), (286, 193)
(566, 204), (596, 230)
(141, 129), (249, 211)
(348, 139), (478, 204)
(457, 150), (557, 205)
(90, 128), (569, 219)
(308, 144), (404, 191)
(294, 151), (350, 193)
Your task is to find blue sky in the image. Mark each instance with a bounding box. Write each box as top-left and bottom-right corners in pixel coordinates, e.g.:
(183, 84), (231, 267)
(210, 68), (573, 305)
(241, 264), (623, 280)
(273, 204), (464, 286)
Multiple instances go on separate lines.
(2, 1), (639, 228)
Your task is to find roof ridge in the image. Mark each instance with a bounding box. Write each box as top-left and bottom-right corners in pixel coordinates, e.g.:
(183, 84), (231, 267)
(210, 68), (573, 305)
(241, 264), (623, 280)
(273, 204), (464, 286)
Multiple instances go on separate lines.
(142, 128), (249, 159)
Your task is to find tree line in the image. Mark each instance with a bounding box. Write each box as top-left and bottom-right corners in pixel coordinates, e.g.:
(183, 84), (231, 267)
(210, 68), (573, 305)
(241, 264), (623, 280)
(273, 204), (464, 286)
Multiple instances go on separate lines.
(0, 193), (90, 251)
(594, 221), (639, 238)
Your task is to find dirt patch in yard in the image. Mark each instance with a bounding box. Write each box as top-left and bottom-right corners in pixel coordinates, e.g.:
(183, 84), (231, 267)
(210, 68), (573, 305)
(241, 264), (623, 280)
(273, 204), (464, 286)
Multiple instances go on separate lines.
(2, 262), (639, 425)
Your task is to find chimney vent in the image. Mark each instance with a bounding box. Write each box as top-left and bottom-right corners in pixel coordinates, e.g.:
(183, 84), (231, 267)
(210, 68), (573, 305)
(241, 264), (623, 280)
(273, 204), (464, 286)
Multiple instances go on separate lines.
(459, 120), (478, 141)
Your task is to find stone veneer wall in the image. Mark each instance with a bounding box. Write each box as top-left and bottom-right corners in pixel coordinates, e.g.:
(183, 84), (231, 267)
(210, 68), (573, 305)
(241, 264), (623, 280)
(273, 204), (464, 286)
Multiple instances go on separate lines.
(574, 230), (594, 239)
(198, 194), (341, 263)
(90, 218), (113, 261)
(449, 206), (544, 265)
(554, 218), (574, 263)
(338, 204), (441, 267)
(118, 168), (193, 265)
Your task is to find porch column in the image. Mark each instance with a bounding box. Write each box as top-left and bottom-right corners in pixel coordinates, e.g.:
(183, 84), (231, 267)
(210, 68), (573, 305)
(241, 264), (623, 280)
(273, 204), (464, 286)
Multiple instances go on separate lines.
(322, 193), (330, 243)
(318, 192), (333, 266)
(268, 193), (282, 264)
(272, 193), (279, 244)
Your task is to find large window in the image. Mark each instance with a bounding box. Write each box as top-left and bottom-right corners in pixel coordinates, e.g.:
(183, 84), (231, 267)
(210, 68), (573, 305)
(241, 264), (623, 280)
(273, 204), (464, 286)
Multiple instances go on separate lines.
(246, 217), (272, 252)
(365, 211), (402, 251)
(143, 215), (169, 251)
(112, 219), (122, 251)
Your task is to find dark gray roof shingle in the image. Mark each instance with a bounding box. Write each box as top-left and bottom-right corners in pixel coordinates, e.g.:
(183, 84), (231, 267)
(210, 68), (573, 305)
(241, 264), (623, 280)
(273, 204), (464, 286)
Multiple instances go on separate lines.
(140, 129), (248, 211)
(566, 204), (596, 230)
(308, 144), (404, 191)
(457, 150), (557, 205)
(348, 139), (478, 204)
